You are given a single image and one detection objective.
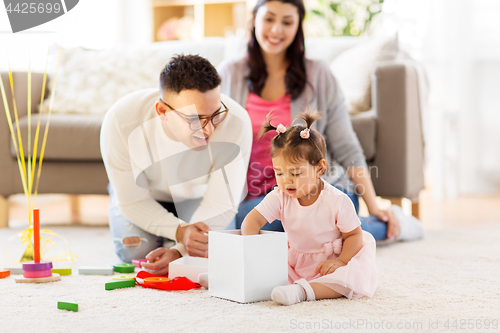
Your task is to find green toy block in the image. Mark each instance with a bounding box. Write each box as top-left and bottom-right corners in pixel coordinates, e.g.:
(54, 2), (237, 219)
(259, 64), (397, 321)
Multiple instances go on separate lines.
(52, 268), (72, 276)
(105, 279), (136, 290)
(58, 299), (78, 312)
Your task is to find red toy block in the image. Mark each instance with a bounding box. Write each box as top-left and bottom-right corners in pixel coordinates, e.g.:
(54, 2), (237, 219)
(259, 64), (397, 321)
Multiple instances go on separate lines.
(0, 270), (10, 278)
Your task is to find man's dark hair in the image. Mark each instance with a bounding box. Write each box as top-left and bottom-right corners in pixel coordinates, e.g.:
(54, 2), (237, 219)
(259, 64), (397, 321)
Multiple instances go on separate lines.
(160, 54), (221, 94)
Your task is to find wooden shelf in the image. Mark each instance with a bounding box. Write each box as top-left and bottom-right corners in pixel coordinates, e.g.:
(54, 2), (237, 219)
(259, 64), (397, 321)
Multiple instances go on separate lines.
(152, 0), (248, 40)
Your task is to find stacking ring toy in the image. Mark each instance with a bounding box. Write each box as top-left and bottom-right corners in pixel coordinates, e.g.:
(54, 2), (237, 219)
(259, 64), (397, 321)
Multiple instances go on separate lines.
(143, 277), (171, 284)
(112, 275), (136, 280)
(23, 269), (52, 278)
(22, 261), (53, 271)
(113, 263), (136, 273)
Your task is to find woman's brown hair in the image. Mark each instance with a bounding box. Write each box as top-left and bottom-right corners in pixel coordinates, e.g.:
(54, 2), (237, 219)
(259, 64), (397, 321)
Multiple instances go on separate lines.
(246, 0), (307, 100)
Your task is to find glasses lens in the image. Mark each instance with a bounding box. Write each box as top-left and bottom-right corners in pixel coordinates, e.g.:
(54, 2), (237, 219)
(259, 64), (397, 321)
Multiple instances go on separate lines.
(191, 118), (209, 131)
(212, 111), (228, 125)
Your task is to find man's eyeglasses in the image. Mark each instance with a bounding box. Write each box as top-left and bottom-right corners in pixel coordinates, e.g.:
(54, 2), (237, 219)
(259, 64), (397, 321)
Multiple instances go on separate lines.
(159, 98), (229, 131)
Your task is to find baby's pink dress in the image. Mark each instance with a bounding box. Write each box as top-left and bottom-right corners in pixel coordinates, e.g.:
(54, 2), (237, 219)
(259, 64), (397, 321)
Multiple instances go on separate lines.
(255, 180), (377, 299)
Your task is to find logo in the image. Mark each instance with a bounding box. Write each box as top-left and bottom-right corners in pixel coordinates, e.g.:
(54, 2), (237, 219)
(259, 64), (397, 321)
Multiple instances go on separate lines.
(3, 0), (79, 33)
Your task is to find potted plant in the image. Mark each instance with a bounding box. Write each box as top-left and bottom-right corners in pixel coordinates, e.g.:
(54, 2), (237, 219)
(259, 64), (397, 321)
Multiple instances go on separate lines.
(305, 0), (384, 36)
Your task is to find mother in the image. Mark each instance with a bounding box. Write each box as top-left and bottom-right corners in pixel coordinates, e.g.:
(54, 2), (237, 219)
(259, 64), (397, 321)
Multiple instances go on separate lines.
(218, 0), (424, 241)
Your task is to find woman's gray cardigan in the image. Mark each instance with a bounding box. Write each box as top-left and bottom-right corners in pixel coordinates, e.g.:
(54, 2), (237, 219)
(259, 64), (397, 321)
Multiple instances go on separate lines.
(217, 57), (368, 193)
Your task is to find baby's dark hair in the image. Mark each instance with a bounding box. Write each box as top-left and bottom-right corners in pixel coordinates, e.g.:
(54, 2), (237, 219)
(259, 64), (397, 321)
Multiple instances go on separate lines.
(258, 110), (327, 174)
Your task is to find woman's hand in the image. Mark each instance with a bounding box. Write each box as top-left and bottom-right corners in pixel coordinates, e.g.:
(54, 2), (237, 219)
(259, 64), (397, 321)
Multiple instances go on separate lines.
(315, 259), (346, 276)
(369, 208), (389, 223)
(140, 247), (182, 276)
(370, 208), (400, 240)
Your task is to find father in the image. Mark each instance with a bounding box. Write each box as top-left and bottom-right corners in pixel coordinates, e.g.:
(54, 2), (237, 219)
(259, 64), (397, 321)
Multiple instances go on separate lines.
(101, 55), (252, 275)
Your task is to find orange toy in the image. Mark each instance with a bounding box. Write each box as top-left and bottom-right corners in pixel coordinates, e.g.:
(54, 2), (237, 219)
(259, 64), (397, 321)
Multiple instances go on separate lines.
(143, 277), (171, 285)
(0, 270), (10, 278)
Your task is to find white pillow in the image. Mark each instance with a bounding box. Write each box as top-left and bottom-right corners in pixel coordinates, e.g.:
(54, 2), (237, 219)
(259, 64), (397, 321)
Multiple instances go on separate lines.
(41, 46), (166, 115)
(306, 36), (370, 64)
(330, 36), (398, 114)
(42, 38), (226, 115)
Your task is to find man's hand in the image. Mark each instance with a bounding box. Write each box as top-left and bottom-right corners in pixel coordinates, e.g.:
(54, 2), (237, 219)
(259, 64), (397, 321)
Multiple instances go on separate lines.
(176, 222), (211, 258)
(140, 247), (181, 276)
(315, 259), (346, 276)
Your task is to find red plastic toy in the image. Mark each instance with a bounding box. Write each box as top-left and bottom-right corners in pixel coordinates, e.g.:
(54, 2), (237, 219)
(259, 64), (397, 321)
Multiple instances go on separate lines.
(135, 271), (201, 291)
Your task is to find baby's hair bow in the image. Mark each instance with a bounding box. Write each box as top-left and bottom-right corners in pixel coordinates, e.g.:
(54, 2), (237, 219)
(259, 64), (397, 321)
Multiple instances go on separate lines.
(276, 124), (287, 134)
(300, 128), (310, 139)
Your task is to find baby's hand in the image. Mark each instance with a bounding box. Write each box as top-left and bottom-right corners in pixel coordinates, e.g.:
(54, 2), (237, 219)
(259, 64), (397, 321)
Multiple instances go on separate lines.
(315, 259), (346, 276)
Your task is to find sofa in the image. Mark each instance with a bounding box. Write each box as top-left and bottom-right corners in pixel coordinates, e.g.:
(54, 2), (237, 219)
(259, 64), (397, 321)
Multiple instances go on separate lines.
(0, 36), (425, 228)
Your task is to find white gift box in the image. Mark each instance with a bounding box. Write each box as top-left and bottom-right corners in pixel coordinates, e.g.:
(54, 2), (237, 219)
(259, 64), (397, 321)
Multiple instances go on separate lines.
(208, 230), (288, 303)
(169, 256), (208, 283)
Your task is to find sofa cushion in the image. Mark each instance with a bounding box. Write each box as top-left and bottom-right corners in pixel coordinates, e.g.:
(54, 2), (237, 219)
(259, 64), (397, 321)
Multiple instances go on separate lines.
(11, 114), (103, 161)
(350, 110), (376, 161)
(12, 112), (375, 163)
(11, 112), (375, 163)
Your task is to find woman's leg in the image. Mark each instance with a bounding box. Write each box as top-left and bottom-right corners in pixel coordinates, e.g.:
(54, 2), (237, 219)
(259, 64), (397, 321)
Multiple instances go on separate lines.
(108, 184), (164, 262)
(230, 195), (284, 232)
(359, 216), (388, 241)
(337, 188), (388, 241)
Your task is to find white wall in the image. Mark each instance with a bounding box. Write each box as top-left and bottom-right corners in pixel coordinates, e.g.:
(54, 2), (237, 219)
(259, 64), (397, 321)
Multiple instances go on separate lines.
(382, 0), (500, 198)
(0, 0), (152, 71)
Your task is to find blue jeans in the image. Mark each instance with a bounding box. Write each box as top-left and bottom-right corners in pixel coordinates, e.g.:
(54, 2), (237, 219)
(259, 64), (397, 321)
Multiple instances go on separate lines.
(229, 188), (388, 241)
(108, 184), (176, 262)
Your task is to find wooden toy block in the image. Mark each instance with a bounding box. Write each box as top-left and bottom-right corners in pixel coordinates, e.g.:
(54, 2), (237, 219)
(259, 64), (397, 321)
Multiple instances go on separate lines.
(0, 270), (10, 278)
(105, 279), (136, 290)
(78, 266), (114, 275)
(15, 273), (61, 283)
(52, 268), (72, 276)
(58, 298), (78, 312)
(113, 263), (135, 273)
(5, 267), (23, 274)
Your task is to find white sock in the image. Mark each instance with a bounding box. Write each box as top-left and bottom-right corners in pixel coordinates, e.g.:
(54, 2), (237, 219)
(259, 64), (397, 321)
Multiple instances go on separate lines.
(272, 279), (316, 305)
(271, 284), (306, 306)
(198, 272), (208, 289)
(390, 205), (425, 241)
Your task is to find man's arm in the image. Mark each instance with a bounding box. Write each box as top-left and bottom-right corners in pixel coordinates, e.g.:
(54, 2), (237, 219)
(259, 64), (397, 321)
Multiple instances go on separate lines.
(175, 96), (253, 256)
(100, 107), (186, 242)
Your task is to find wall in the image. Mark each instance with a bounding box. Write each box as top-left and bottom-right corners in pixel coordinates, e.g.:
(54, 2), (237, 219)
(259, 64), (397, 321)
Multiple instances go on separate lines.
(382, 0), (500, 197)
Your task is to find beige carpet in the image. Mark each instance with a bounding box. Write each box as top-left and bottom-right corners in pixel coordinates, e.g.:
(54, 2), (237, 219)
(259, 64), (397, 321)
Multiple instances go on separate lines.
(1, 225), (499, 333)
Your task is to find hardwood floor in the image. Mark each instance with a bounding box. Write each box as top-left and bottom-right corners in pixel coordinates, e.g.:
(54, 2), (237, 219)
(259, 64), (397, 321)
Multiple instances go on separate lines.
(8, 194), (110, 228)
(5, 187), (500, 230)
